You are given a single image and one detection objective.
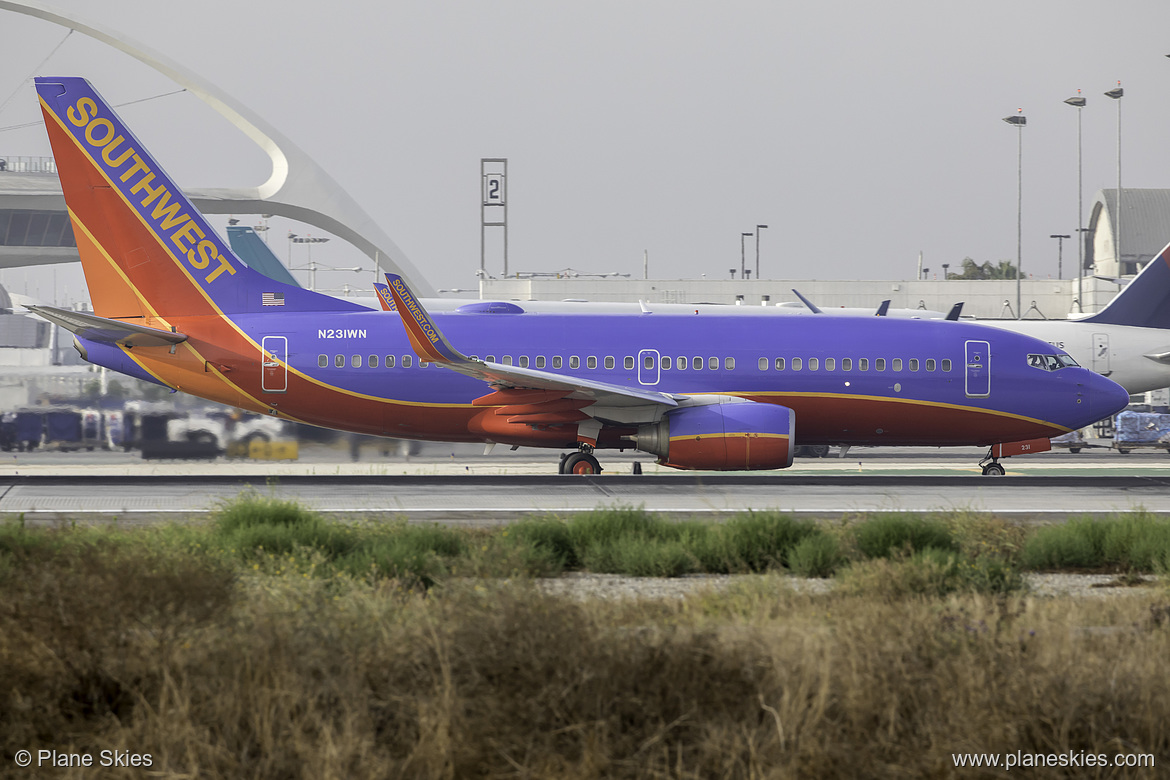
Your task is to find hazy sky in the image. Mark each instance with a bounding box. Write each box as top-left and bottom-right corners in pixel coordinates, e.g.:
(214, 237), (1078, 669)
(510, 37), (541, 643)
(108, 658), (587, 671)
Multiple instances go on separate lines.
(3, 0), (1170, 298)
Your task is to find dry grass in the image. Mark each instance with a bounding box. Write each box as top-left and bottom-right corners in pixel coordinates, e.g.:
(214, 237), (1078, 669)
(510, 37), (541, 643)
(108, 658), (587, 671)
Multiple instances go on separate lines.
(2, 534), (1168, 779)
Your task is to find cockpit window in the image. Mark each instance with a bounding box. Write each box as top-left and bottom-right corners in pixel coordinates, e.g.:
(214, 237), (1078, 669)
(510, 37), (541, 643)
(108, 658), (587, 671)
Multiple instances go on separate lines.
(1027, 353), (1078, 371)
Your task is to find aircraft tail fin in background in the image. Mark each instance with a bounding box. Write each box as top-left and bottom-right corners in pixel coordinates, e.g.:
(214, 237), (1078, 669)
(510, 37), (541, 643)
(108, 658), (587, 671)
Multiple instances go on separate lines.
(34, 77), (363, 320)
(1081, 241), (1170, 329)
(226, 225), (301, 287)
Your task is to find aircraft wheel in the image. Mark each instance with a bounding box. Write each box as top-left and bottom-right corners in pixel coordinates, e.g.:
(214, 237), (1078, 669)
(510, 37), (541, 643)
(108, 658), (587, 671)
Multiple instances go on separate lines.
(981, 462), (1006, 476)
(563, 452), (602, 475)
(1069, 447), (1082, 454)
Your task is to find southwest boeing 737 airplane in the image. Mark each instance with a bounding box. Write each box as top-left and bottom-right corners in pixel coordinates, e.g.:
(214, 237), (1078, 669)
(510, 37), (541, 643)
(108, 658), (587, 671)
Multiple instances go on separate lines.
(28, 77), (1129, 475)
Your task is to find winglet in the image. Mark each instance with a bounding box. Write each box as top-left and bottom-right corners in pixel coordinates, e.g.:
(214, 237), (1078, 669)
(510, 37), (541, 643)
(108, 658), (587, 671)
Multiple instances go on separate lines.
(383, 273), (465, 363)
(372, 282), (397, 312)
(945, 302), (965, 321)
(791, 289), (822, 314)
(874, 300), (890, 317)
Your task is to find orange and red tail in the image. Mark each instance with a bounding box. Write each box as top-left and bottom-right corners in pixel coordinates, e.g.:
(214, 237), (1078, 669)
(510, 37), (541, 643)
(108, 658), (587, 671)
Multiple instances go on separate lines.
(35, 76), (361, 323)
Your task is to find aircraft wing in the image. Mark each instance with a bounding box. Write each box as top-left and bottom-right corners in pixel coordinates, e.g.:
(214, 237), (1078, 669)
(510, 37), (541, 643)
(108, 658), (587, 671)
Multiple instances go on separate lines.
(26, 305), (188, 348)
(383, 274), (680, 414)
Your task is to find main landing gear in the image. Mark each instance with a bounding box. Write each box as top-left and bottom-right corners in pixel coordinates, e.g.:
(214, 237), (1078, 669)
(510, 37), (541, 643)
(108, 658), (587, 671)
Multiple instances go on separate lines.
(978, 448), (1006, 476)
(559, 446), (602, 475)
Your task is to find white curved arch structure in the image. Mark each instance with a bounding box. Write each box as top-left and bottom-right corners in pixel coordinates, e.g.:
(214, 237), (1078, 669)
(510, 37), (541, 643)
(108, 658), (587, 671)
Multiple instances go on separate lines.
(0, 0), (436, 295)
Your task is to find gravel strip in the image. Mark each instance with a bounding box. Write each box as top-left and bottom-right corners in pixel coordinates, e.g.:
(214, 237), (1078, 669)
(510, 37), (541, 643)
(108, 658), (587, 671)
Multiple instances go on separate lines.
(535, 572), (1162, 601)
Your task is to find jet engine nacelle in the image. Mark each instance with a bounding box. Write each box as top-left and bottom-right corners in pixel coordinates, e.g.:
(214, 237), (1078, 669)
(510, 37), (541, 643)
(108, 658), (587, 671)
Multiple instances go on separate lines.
(634, 398), (795, 471)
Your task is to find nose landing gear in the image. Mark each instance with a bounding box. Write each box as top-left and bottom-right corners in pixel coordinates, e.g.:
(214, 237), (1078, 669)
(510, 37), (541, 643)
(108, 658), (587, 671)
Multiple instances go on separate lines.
(979, 448), (1006, 476)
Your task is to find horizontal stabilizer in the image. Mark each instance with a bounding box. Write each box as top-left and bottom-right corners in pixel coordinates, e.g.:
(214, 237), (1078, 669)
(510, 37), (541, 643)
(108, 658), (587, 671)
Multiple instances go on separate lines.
(26, 305), (187, 347)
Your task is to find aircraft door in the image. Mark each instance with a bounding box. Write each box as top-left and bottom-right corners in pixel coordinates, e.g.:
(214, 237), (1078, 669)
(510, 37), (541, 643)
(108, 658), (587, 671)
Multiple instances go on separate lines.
(638, 349), (661, 385)
(261, 335), (288, 393)
(1092, 333), (1110, 375)
(964, 340), (990, 398)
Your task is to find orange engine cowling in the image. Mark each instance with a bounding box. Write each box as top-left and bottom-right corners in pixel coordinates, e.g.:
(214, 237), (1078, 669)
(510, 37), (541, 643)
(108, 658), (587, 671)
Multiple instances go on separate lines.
(634, 399), (795, 471)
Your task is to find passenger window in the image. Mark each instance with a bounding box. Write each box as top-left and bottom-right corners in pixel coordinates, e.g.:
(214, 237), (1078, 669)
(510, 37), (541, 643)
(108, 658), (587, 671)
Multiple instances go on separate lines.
(552, 356), (562, 369)
(775, 357), (785, 370)
(809, 357), (819, 371)
(693, 356), (703, 370)
(605, 356), (615, 369)
(368, 355), (379, 368)
(485, 355), (496, 363)
(758, 357), (769, 371)
(386, 355), (396, 368)
(842, 358), (852, 371)
(536, 356), (546, 369)
(859, 358), (868, 371)
(676, 356), (686, 370)
(334, 354), (345, 368)
(518, 356), (529, 368)
(419, 361), (428, 368)
(502, 355), (513, 366)
(624, 356), (635, 370)
(724, 357), (735, 370)
(351, 355), (361, 368)
(403, 355), (413, 368)
(892, 358), (903, 371)
(570, 356), (580, 369)
(925, 358), (936, 371)
(792, 357), (802, 371)
(587, 356), (597, 369)
(909, 358), (919, 372)
(645, 355), (655, 370)
(318, 354), (328, 368)
(661, 356), (671, 370)
(875, 358), (886, 371)
(825, 358), (835, 371)
(942, 358), (951, 372)
(709, 357), (719, 370)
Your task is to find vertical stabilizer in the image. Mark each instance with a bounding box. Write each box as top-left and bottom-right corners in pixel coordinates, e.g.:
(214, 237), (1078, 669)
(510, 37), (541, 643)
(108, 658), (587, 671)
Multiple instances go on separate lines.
(35, 76), (362, 318)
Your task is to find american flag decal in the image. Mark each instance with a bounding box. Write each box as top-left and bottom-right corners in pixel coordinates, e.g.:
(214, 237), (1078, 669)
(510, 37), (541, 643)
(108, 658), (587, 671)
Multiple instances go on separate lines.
(262, 292), (285, 306)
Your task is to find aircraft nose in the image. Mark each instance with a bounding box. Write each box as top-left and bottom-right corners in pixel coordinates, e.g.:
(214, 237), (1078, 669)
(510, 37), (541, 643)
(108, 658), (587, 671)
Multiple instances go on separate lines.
(1087, 370), (1130, 423)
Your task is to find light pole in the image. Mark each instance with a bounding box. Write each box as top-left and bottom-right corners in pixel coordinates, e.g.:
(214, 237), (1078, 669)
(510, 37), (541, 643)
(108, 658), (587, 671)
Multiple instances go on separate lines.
(740, 232), (752, 279)
(289, 234), (331, 290)
(942, 263), (950, 279)
(755, 224), (768, 279)
(1064, 91), (1086, 305)
(1002, 108), (1026, 319)
(1105, 82), (1123, 274)
(1050, 234), (1070, 279)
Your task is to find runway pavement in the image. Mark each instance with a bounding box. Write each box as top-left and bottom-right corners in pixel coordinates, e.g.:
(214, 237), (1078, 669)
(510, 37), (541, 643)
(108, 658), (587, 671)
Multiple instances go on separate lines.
(2, 444), (1170, 523)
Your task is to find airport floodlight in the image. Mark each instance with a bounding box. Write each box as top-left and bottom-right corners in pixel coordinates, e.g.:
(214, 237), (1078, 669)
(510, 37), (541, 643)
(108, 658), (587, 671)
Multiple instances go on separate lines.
(1105, 82), (1123, 273)
(1002, 108), (1026, 318)
(1050, 234), (1071, 280)
(740, 232), (753, 278)
(755, 224), (768, 279)
(1065, 91), (1087, 304)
